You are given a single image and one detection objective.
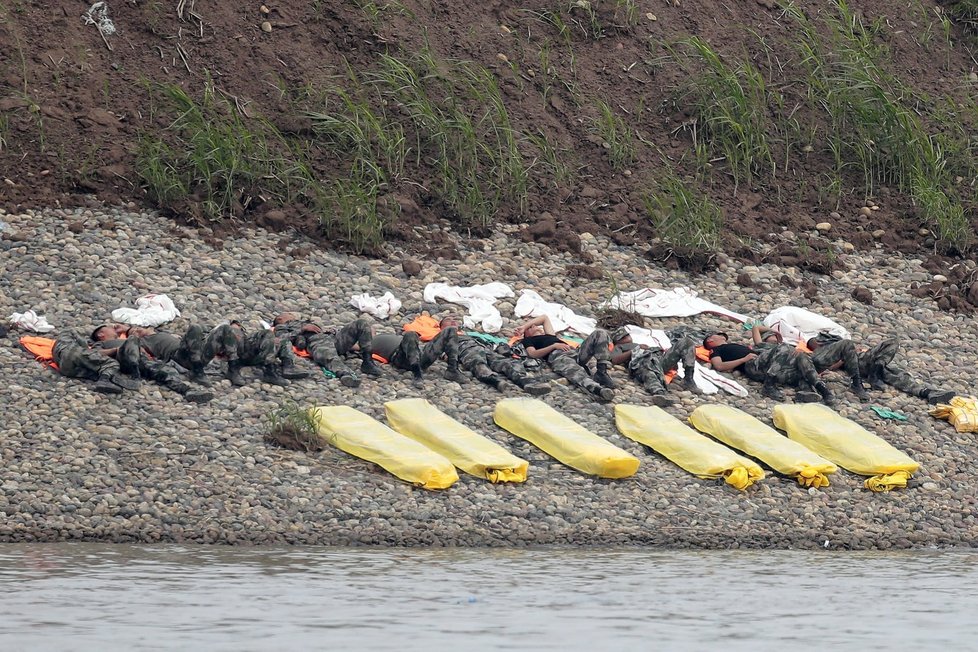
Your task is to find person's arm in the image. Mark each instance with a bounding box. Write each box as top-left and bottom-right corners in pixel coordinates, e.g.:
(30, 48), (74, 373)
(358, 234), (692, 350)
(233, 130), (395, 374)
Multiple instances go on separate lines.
(822, 360), (844, 373)
(514, 315), (555, 337)
(526, 342), (571, 359)
(610, 348), (633, 365)
(710, 352), (757, 373)
(751, 325), (772, 344)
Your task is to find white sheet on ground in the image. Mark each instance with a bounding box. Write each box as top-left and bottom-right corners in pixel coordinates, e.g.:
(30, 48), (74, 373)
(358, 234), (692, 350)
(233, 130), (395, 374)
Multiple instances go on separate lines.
(8, 310), (55, 333)
(350, 291), (402, 320)
(762, 306), (849, 346)
(603, 287), (748, 323)
(624, 325), (748, 397)
(514, 289), (597, 335)
(423, 282), (514, 333)
(110, 294), (181, 327)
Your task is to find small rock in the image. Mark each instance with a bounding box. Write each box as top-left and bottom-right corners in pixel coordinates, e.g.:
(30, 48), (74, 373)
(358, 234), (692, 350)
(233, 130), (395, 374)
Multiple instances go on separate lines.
(872, 229), (886, 239)
(922, 482), (939, 492)
(815, 222), (831, 233)
(401, 259), (422, 277)
(851, 286), (873, 305)
(859, 207), (872, 217)
(933, 274), (948, 283)
(67, 222), (85, 234)
(500, 24), (511, 34)
(829, 211), (841, 220)
(497, 53), (509, 63)
(645, 12), (657, 20)
(969, 72), (978, 82)
(736, 272), (754, 287)
(260, 21), (272, 32)
(260, 4), (270, 14)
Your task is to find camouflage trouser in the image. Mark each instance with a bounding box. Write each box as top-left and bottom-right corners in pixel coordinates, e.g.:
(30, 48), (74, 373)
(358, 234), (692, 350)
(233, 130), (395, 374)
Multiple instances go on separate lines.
(52, 331), (120, 380)
(458, 338), (530, 387)
(810, 339), (862, 383)
(235, 329), (279, 369)
(115, 337), (191, 393)
(858, 338), (930, 397)
(748, 343), (821, 388)
(305, 319), (376, 382)
(628, 336), (698, 395)
(547, 329), (611, 396)
(388, 327), (460, 373)
(169, 324), (239, 373)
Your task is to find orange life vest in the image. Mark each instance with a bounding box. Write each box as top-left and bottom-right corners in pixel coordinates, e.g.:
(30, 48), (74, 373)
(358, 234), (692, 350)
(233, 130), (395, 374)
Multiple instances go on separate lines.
(402, 315), (441, 342)
(20, 336), (59, 371)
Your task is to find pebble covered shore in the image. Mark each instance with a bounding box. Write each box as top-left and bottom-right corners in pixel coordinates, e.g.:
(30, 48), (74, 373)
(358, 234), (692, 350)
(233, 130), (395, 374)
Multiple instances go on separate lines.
(1, 205), (976, 549)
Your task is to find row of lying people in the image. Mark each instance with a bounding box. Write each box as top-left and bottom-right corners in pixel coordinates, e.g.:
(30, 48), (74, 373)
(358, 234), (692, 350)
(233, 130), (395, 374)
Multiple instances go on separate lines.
(44, 310), (953, 406)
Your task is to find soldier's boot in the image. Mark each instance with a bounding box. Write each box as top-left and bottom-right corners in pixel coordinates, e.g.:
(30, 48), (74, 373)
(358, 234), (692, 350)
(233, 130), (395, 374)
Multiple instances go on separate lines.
(596, 386), (615, 402)
(761, 380), (785, 401)
(360, 354), (384, 377)
(188, 366), (212, 387)
(592, 362), (617, 389)
(651, 393), (674, 408)
(795, 390), (822, 403)
(94, 376), (125, 394)
(485, 376), (504, 391)
(516, 378), (551, 396)
(168, 379), (215, 404)
(227, 362), (247, 387)
(444, 367), (467, 384)
(261, 366), (290, 387)
(339, 372), (362, 388)
(280, 361), (310, 380)
(814, 380), (836, 406)
(411, 365), (425, 388)
(106, 371), (141, 391)
(867, 365), (886, 391)
(682, 375), (701, 393)
(924, 388), (956, 405)
(851, 377), (870, 402)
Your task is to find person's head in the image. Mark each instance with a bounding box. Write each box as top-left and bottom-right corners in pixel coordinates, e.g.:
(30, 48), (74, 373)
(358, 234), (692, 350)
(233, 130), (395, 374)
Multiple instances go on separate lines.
(611, 327), (632, 346)
(763, 331), (783, 344)
(273, 312), (299, 326)
(806, 337), (821, 351)
(439, 314), (462, 330)
(91, 324), (115, 342)
(524, 323), (545, 337)
(703, 332), (728, 350)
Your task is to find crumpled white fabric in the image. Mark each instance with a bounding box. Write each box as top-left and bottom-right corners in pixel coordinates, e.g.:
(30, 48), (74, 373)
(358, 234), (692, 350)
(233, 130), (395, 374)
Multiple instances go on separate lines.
(762, 306), (849, 346)
(625, 325), (748, 396)
(350, 292), (402, 320)
(111, 294), (181, 327)
(603, 287), (749, 323)
(8, 310), (55, 333)
(514, 289), (597, 335)
(423, 282), (513, 333)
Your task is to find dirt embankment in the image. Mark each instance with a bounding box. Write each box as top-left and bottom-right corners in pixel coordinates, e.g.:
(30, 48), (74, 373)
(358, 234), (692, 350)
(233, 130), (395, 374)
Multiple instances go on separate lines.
(1, 1), (976, 307)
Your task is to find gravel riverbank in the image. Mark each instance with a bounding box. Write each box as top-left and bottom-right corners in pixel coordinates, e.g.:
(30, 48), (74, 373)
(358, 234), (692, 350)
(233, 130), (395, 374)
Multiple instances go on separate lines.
(1, 205), (976, 549)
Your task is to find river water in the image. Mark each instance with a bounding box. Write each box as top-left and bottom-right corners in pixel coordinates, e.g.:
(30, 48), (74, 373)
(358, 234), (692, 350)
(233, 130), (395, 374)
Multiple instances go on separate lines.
(0, 545), (975, 650)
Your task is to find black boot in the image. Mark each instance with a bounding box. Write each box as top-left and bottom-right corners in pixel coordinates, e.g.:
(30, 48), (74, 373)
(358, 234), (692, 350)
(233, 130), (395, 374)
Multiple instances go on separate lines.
(189, 367), (212, 387)
(107, 371), (141, 391)
(868, 365), (886, 391)
(339, 372), (361, 388)
(517, 378), (550, 396)
(851, 378), (870, 402)
(444, 367), (467, 383)
(262, 366), (290, 387)
(227, 362), (247, 387)
(360, 357), (384, 377)
(592, 363), (617, 389)
(169, 379), (214, 403)
(814, 380), (836, 406)
(651, 393), (674, 407)
(280, 361), (310, 380)
(94, 376), (124, 394)
(925, 388), (956, 405)
(761, 380), (785, 401)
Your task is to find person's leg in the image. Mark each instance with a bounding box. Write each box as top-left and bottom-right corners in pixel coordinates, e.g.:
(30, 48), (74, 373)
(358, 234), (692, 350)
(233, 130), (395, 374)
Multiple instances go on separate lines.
(878, 365), (954, 404)
(273, 337), (309, 380)
(483, 347), (550, 395)
(389, 332), (423, 383)
(139, 359), (214, 403)
(660, 336), (699, 392)
(550, 351), (614, 401)
(232, 330), (288, 386)
(307, 333), (360, 388)
(458, 342), (502, 388)
(628, 350), (669, 397)
(333, 318), (382, 377)
(575, 329), (615, 388)
(52, 333), (138, 392)
(811, 339), (867, 400)
(859, 338), (900, 389)
(420, 327), (464, 382)
(171, 325), (205, 370)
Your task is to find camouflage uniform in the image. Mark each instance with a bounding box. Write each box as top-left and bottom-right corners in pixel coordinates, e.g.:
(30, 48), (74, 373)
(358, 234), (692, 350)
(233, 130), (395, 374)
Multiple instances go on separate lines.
(111, 337), (214, 402)
(625, 335), (699, 396)
(386, 327), (462, 381)
(129, 324), (239, 383)
(52, 331), (134, 393)
(807, 335), (868, 398)
(546, 328), (615, 400)
(457, 336), (547, 394)
(858, 337), (951, 402)
(274, 318), (376, 387)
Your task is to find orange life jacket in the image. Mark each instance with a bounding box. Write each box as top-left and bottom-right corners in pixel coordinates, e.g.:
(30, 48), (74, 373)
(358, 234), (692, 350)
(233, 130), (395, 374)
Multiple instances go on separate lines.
(20, 336), (59, 371)
(695, 346), (712, 363)
(402, 315), (441, 342)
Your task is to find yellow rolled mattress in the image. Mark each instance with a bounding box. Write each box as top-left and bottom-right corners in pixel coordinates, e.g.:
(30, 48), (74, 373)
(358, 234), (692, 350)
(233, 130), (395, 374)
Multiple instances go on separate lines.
(772, 403), (920, 492)
(689, 404), (837, 488)
(493, 398), (640, 479)
(311, 405), (458, 489)
(615, 404), (764, 490)
(384, 398), (528, 483)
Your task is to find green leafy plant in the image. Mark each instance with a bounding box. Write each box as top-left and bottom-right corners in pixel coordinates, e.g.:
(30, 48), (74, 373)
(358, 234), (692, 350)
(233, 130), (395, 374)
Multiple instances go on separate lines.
(263, 401), (325, 452)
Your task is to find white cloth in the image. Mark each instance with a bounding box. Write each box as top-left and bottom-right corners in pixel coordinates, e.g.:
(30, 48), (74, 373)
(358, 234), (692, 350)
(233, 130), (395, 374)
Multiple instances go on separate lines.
(350, 292), (402, 320)
(423, 282), (514, 333)
(603, 287), (749, 323)
(762, 307), (849, 346)
(625, 325), (748, 396)
(514, 289), (597, 335)
(111, 293), (181, 327)
(8, 310), (55, 333)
